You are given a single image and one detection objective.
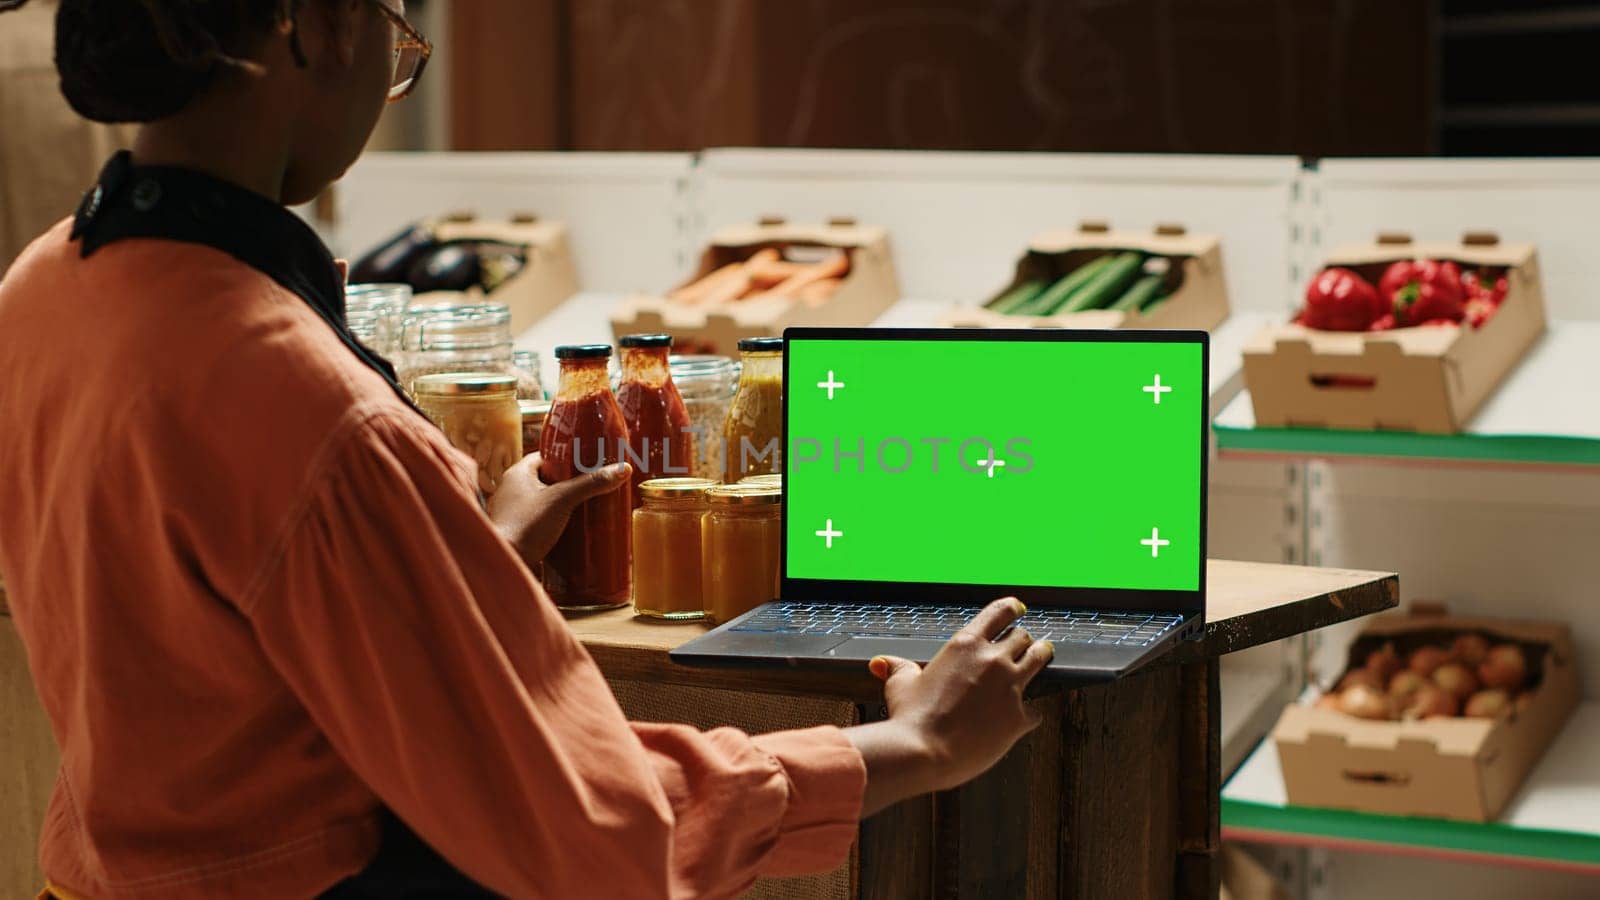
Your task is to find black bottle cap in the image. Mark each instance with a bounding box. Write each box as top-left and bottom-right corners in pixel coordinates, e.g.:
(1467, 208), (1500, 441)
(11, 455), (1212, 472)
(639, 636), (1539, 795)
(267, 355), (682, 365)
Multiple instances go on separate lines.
(554, 344), (613, 359)
(619, 333), (673, 349)
(737, 337), (783, 352)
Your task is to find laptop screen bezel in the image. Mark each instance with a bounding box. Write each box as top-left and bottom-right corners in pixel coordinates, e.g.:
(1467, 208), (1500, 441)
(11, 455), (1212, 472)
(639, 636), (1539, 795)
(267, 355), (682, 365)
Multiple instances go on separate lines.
(779, 326), (1209, 617)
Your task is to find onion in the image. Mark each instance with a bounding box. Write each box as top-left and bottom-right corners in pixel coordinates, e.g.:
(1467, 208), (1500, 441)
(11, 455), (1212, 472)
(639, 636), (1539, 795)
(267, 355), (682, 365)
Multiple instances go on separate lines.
(1478, 644), (1528, 691)
(1315, 693), (1344, 713)
(1388, 670), (1428, 700)
(1464, 689), (1512, 719)
(1364, 641), (1403, 683)
(1515, 691), (1536, 714)
(1399, 684), (1459, 720)
(1339, 669), (1384, 693)
(1451, 633), (1491, 666)
(1432, 662), (1480, 700)
(1339, 684), (1395, 720)
(1408, 645), (1450, 678)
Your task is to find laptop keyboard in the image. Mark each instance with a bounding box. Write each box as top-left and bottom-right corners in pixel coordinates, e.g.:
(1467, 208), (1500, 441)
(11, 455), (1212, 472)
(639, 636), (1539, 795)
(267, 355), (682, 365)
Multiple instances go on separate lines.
(731, 602), (1185, 648)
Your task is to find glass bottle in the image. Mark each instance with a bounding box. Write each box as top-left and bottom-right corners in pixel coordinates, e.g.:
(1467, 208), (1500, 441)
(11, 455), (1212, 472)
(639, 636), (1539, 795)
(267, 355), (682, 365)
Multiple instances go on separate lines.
(396, 303), (514, 395)
(723, 337), (784, 483)
(413, 373), (522, 495)
(539, 344), (631, 611)
(670, 355), (737, 481)
(616, 334), (694, 507)
(632, 477), (717, 620)
(344, 283), (411, 357)
(511, 349), (544, 401)
(702, 484), (782, 624)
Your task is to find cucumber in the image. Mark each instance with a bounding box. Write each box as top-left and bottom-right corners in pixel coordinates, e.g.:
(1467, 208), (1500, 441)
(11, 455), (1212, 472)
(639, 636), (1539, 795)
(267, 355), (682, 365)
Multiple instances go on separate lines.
(987, 279), (1046, 314)
(1018, 255), (1114, 315)
(1053, 252), (1145, 314)
(1108, 273), (1166, 312)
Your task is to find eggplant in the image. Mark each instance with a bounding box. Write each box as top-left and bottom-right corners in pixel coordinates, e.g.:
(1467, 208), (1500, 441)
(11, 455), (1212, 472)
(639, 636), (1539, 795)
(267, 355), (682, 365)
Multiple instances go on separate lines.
(406, 240), (530, 294)
(349, 222), (438, 285)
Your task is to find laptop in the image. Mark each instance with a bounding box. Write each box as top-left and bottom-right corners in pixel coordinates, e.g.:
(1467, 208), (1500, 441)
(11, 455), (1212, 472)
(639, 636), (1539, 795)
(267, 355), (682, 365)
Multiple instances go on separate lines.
(670, 327), (1208, 684)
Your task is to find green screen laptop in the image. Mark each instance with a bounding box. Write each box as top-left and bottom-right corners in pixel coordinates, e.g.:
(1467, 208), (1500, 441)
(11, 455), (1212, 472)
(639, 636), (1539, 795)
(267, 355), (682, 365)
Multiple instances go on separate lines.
(671, 327), (1208, 683)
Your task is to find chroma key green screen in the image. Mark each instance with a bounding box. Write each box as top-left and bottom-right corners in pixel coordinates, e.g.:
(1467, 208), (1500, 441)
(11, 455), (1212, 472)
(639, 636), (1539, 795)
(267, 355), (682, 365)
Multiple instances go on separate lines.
(783, 333), (1205, 595)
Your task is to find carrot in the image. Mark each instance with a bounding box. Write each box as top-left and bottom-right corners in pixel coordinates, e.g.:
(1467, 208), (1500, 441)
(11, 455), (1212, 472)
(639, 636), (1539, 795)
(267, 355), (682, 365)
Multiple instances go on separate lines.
(770, 250), (850, 298)
(748, 259), (808, 290)
(797, 277), (843, 307)
(701, 269), (753, 306)
(669, 261), (745, 304)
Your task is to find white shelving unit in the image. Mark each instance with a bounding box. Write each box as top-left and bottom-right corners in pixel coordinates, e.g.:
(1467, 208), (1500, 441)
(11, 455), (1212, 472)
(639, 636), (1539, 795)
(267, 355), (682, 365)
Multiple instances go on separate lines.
(1218, 158), (1600, 899)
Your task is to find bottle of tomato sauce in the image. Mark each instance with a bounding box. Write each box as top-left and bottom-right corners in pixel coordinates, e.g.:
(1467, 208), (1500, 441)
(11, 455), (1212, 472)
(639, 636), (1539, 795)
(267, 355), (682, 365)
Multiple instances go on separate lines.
(616, 334), (693, 507)
(539, 344), (630, 611)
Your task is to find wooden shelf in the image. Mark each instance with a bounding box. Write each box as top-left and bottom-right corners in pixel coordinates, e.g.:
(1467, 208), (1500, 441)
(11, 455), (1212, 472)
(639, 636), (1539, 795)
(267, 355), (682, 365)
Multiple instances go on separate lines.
(1214, 321), (1600, 470)
(1222, 702), (1600, 874)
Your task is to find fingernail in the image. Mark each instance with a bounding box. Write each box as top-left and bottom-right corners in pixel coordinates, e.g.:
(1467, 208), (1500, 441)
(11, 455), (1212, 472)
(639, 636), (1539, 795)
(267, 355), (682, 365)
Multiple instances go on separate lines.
(1044, 640), (1056, 657)
(604, 464), (628, 480)
(1015, 600), (1027, 615)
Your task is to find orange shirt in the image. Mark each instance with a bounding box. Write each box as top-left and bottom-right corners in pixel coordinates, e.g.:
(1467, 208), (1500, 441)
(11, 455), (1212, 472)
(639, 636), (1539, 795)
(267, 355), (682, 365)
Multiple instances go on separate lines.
(0, 157), (864, 898)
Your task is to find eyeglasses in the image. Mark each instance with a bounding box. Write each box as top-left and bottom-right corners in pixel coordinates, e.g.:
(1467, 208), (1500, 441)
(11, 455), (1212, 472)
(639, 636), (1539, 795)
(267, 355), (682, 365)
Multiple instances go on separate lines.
(373, 1), (431, 102)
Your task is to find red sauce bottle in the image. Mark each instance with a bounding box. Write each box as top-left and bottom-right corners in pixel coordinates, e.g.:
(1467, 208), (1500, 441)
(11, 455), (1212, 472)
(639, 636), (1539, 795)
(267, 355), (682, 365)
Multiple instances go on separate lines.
(616, 334), (694, 507)
(539, 344), (631, 611)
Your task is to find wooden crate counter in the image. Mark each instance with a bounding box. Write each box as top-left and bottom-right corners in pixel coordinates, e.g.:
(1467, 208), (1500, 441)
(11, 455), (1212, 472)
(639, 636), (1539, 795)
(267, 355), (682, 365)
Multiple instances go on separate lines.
(569, 560), (1398, 900)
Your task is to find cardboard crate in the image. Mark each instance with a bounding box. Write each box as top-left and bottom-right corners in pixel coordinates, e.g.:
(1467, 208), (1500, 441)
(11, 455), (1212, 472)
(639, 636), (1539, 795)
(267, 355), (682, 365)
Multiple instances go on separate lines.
(1273, 607), (1579, 822)
(940, 221), (1230, 331)
(609, 218), (900, 355)
(1241, 232), (1547, 434)
(406, 212), (580, 334)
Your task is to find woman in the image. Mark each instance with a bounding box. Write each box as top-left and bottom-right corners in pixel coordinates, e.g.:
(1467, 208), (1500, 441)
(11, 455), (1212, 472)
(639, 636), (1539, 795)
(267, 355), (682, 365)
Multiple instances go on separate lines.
(0, 2), (1054, 897)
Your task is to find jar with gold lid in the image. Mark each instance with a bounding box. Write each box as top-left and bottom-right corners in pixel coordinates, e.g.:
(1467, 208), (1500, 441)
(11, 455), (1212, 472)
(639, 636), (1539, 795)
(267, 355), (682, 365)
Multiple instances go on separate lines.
(702, 484), (782, 624)
(737, 474), (783, 488)
(632, 477), (717, 620)
(519, 400), (551, 457)
(414, 373), (522, 495)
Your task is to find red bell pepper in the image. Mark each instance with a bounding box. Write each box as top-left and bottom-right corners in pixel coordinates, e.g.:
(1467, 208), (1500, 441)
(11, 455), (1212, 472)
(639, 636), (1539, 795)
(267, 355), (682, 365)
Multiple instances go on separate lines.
(1302, 267), (1384, 331)
(1379, 259), (1466, 326)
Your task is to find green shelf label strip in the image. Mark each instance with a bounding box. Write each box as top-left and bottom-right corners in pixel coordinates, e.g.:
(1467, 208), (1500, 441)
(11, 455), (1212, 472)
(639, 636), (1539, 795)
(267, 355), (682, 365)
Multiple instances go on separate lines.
(1214, 425), (1600, 467)
(1222, 798), (1600, 868)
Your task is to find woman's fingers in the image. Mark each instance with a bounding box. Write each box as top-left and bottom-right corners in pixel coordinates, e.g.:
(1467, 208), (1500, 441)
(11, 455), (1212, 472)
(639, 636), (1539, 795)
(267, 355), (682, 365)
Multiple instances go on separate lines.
(996, 625), (1033, 661)
(1018, 639), (1056, 679)
(957, 597), (1025, 643)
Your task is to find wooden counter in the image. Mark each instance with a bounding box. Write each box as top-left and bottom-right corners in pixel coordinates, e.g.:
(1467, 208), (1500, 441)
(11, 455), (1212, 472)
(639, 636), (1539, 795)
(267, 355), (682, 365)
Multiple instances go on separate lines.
(1, 562), (1394, 899)
(574, 560), (1398, 899)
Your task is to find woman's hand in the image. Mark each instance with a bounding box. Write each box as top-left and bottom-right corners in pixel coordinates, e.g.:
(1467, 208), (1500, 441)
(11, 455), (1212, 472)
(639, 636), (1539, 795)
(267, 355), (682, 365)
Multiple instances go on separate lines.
(846, 597), (1053, 815)
(486, 454), (630, 566)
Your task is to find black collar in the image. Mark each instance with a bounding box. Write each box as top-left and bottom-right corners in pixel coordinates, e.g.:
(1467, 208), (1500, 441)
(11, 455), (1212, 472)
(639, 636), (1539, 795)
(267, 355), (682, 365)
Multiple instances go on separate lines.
(73, 152), (414, 407)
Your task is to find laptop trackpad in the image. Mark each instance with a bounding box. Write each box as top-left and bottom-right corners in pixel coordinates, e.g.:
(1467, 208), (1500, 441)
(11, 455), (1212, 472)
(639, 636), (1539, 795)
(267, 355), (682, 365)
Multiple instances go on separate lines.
(831, 637), (948, 663)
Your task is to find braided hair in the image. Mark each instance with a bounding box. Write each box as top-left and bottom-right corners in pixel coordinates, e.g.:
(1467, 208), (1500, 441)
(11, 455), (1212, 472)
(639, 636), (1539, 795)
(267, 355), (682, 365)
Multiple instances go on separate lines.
(1, 0), (306, 123)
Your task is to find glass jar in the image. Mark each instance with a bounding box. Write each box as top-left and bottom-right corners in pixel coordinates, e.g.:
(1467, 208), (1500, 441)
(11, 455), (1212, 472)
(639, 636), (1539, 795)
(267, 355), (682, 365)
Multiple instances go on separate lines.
(539, 344), (631, 611)
(519, 400), (551, 457)
(723, 337), (783, 483)
(414, 373), (522, 495)
(670, 355), (736, 481)
(632, 477), (716, 620)
(345, 283), (410, 357)
(512, 349), (544, 401)
(702, 484), (782, 624)
(397, 303), (514, 395)
(617, 335), (693, 507)
(738, 474), (783, 488)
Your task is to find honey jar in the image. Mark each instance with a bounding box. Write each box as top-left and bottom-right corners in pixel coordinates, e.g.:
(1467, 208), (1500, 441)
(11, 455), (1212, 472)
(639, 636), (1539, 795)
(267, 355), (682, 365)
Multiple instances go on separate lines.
(702, 484), (782, 624)
(632, 478), (717, 620)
